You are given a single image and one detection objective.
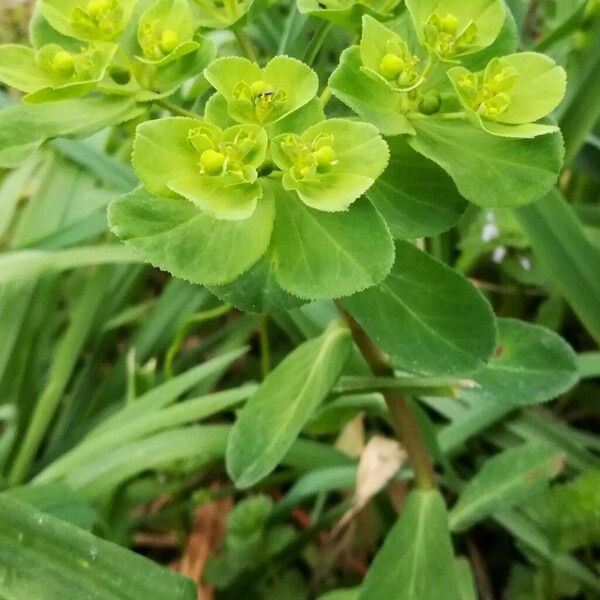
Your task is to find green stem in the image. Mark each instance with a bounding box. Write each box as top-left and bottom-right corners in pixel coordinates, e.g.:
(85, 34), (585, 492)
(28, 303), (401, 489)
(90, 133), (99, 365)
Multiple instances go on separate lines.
(8, 268), (111, 485)
(154, 98), (200, 120)
(303, 21), (333, 66)
(336, 304), (436, 490)
(164, 303), (233, 378)
(320, 85), (333, 109)
(234, 28), (259, 63)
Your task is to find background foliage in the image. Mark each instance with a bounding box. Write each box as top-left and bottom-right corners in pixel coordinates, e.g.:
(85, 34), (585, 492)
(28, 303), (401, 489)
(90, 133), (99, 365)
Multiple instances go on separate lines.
(0, 0), (599, 599)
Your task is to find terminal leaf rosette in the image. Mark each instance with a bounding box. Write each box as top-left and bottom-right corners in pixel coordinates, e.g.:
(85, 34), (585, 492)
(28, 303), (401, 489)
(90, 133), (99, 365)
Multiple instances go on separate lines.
(447, 52), (567, 138)
(271, 119), (390, 212)
(204, 56), (319, 126)
(405, 0), (506, 60)
(136, 0), (200, 65)
(0, 41), (116, 103)
(360, 15), (429, 92)
(132, 117), (268, 220)
(41, 0), (138, 41)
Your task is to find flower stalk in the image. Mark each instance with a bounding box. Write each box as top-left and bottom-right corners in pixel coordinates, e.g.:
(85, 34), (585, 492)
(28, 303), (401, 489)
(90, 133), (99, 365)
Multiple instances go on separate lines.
(336, 303), (437, 490)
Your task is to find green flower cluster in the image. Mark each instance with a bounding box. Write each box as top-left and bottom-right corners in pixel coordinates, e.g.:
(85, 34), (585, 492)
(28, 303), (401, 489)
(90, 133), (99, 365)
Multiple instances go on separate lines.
(132, 56), (388, 221)
(107, 47), (392, 306)
(330, 0), (566, 139)
(0, 0), (215, 102)
(0, 0), (569, 310)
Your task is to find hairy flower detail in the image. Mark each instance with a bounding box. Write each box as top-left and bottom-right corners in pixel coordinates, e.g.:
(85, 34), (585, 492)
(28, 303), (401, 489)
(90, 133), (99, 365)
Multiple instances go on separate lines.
(378, 39), (421, 88)
(140, 19), (181, 60)
(271, 119), (389, 212)
(458, 61), (518, 120)
(447, 53), (566, 138)
(36, 43), (102, 83)
(188, 124), (262, 182)
(424, 11), (478, 57)
(232, 79), (288, 124)
(279, 133), (339, 180)
(204, 56), (318, 126)
(358, 15), (427, 94)
(72, 0), (124, 38)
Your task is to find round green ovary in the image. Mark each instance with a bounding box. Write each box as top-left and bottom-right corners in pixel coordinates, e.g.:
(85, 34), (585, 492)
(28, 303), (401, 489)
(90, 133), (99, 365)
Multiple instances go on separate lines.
(378, 39), (420, 88)
(51, 51), (75, 77)
(140, 21), (181, 60)
(418, 90), (441, 115)
(39, 45), (96, 82)
(424, 11), (478, 57)
(161, 30), (180, 53)
(190, 127), (259, 179)
(283, 133), (338, 179)
(250, 80), (271, 97)
(313, 145), (337, 170)
(200, 149), (226, 175)
(253, 82), (287, 123)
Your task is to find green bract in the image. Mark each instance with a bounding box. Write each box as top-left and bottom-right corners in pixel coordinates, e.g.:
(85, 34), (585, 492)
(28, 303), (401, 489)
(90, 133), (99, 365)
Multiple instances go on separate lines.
(204, 56), (319, 126)
(112, 0), (215, 98)
(110, 177), (395, 301)
(0, 42), (116, 103)
(406, 0), (506, 60)
(360, 15), (429, 92)
(136, 0), (199, 65)
(447, 52), (567, 138)
(297, 0), (401, 29)
(191, 0), (254, 29)
(271, 119), (389, 212)
(133, 117), (268, 220)
(41, 0), (138, 41)
(329, 45), (417, 136)
(108, 185), (275, 286)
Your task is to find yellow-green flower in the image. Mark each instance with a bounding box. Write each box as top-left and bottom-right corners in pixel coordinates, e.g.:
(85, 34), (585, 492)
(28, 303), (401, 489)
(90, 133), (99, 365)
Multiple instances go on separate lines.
(448, 53), (567, 138)
(406, 0), (506, 60)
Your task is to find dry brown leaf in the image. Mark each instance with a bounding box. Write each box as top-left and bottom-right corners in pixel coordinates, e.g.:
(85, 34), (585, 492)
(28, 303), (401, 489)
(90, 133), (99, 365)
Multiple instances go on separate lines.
(174, 494), (232, 600)
(332, 436), (406, 537)
(335, 413), (365, 458)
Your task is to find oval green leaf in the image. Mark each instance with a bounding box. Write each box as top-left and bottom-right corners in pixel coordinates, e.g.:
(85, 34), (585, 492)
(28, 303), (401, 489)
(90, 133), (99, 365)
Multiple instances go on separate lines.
(227, 321), (352, 488)
(449, 443), (565, 532)
(408, 116), (564, 207)
(366, 136), (467, 239)
(343, 241), (496, 376)
(270, 183), (395, 299)
(358, 489), (461, 600)
(461, 318), (578, 405)
(0, 495), (196, 600)
(108, 186), (274, 286)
